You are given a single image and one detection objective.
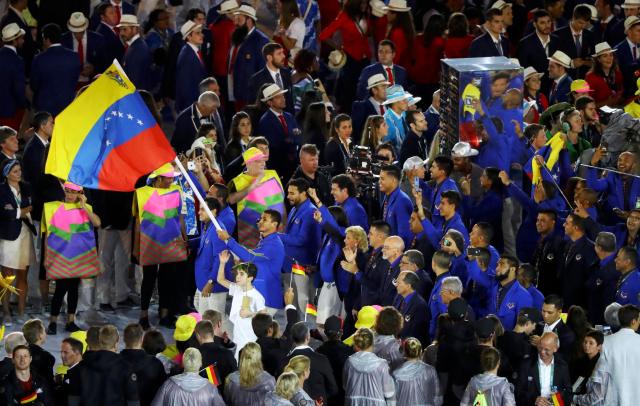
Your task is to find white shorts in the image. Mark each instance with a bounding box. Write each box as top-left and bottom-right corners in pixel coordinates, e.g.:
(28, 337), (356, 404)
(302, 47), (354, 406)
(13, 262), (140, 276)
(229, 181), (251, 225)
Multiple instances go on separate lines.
(316, 283), (344, 324)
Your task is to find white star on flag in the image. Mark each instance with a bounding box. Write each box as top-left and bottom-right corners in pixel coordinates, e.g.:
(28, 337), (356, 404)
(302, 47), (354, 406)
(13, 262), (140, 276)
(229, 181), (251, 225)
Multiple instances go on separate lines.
(137, 120), (143, 126)
(127, 114), (133, 120)
(111, 111), (117, 116)
(117, 112), (123, 117)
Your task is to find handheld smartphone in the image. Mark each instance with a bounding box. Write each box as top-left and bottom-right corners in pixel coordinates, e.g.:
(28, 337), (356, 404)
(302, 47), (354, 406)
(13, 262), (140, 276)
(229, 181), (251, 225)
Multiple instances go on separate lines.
(194, 148), (204, 157)
(467, 247), (482, 257)
(413, 177), (420, 190)
(187, 161), (196, 171)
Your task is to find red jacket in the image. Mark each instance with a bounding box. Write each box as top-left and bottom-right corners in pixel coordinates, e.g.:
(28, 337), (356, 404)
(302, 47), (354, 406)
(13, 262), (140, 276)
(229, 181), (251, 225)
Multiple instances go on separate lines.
(585, 70), (624, 105)
(444, 35), (474, 58)
(388, 26), (411, 68)
(409, 34), (445, 85)
(320, 11), (371, 61)
(209, 17), (235, 77)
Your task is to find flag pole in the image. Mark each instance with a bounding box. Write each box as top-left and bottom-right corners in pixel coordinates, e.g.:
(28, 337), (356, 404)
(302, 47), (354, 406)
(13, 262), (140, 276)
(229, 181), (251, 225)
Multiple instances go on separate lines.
(579, 163), (640, 179)
(304, 299), (308, 322)
(173, 157), (222, 231)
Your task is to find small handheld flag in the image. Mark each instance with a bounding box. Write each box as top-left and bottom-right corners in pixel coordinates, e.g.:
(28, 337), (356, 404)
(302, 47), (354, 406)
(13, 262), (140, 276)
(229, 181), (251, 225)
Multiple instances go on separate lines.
(19, 392), (37, 404)
(292, 263), (306, 276)
(551, 392), (565, 406)
(306, 303), (317, 316)
(204, 364), (220, 386)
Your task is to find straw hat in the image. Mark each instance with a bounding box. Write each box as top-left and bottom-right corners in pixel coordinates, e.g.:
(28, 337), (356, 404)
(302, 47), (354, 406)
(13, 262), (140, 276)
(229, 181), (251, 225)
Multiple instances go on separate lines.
(234, 4), (257, 20)
(328, 49), (347, 71)
(366, 73), (391, 89)
(387, 0), (411, 12)
(180, 20), (202, 39)
(260, 83), (288, 102)
(592, 42), (616, 58)
(403, 156), (429, 172)
(219, 0), (239, 14)
(624, 16), (640, 33)
(116, 14), (139, 28)
(621, 0), (640, 9)
(370, 0), (388, 17)
(451, 141), (479, 157)
(491, 0), (511, 10)
(523, 66), (544, 80)
(67, 12), (89, 33)
(547, 50), (572, 69)
(382, 85), (411, 105)
(1, 23), (25, 42)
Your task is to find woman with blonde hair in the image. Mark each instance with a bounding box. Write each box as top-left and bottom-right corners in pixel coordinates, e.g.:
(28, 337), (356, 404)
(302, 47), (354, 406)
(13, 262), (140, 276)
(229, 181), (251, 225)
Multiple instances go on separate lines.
(360, 115), (388, 151)
(265, 372), (299, 405)
(393, 337), (442, 405)
(284, 355), (314, 405)
(224, 342), (275, 405)
(343, 327), (395, 405)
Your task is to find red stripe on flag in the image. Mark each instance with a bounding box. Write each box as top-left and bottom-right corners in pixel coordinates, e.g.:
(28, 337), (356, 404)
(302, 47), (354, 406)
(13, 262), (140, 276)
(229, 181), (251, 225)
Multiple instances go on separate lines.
(97, 124), (176, 192)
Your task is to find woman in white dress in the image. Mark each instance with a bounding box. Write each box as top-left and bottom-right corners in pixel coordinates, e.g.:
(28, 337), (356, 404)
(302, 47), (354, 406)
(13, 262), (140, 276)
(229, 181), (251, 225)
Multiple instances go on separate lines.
(0, 160), (35, 325)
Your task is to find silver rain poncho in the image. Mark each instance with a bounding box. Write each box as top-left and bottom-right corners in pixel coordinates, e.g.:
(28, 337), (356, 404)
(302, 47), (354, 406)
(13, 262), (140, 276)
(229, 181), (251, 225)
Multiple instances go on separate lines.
(343, 351), (396, 406)
(224, 370), (276, 405)
(151, 372), (225, 406)
(459, 373), (516, 406)
(392, 360), (443, 406)
(373, 334), (404, 371)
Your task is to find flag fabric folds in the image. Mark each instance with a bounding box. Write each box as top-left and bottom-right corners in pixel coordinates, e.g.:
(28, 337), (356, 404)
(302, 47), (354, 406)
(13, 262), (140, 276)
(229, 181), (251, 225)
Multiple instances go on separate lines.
(292, 263), (306, 276)
(45, 61), (175, 192)
(531, 132), (564, 185)
(551, 392), (565, 406)
(204, 364), (220, 386)
(306, 303), (317, 316)
(133, 185), (187, 266)
(42, 201), (100, 280)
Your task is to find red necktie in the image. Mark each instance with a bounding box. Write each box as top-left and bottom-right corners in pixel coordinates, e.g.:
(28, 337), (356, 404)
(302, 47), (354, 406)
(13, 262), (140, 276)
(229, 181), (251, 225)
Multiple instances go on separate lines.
(551, 81), (557, 95)
(386, 67), (394, 85)
(197, 50), (203, 64)
(278, 114), (289, 134)
(229, 46), (239, 76)
(123, 43), (129, 54)
(115, 5), (121, 24)
(77, 36), (84, 64)
(379, 105), (384, 115)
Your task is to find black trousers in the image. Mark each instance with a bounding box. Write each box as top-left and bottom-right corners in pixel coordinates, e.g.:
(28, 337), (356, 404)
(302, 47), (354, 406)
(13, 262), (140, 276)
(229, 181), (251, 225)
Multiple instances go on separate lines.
(51, 278), (80, 316)
(141, 262), (185, 314)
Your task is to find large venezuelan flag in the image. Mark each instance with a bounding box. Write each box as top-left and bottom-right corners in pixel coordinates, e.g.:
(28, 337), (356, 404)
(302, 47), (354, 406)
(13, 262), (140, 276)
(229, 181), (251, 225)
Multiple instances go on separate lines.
(42, 201), (100, 280)
(45, 61), (175, 191)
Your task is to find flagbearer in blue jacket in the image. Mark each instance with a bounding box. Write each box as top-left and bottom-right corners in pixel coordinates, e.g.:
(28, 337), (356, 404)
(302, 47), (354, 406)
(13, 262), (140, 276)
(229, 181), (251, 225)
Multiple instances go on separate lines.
(217, 209), (285, 314)
(280, 178), (322, 311)
(193, 197), (233, 315)
(490, 255), (533, 330)
(379, 164), (413, 247)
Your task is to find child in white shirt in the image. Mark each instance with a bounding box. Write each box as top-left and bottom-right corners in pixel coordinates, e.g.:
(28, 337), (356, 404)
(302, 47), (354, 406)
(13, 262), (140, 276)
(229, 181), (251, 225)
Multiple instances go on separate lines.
(217, 250), (266, 358)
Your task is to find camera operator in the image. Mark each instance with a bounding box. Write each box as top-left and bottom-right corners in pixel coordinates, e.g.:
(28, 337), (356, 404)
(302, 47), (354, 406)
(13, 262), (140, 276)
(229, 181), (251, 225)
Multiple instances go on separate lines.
(290, 144), (332, 206)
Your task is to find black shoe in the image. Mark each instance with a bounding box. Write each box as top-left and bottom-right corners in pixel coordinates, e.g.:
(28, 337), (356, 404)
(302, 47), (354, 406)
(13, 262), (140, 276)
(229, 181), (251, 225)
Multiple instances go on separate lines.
(46, 323), (57, 335)
(100, 303), (116, 312)
(158, 315), (176, 328)
(65, 322), (81, 333)
(139, 316), (151, 330)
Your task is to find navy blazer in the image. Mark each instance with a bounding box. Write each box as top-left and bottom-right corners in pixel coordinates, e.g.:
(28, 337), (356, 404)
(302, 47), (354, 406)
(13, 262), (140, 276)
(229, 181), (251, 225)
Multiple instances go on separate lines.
(548, 74), (573, 105)
(229, 28), (269, 103)
(123, 37), (152, 91)
(171, 104), (215, 154)
(395, 292), (430, 346)
(0, 182), (35, 241)
(61, 30), (107, 73)
(351, 99), (378, 143)
(0, 8), (37, 73)
(553, 26), (596, 78)
(258, 109), (300, 180)
(280, 199), (322, 269)
(468, 32), (509, 58)
(175, 44), (207, 112)
(0, 47), (26, 118)
(247, 67), (294, 114)
(592, 16), (622, 44)
(517, 32), (558, 77)
(30, 45), (81, 116)
(22, 136), (64, 222)
(615, 39), (640, 97)
(356, 63), (408, 100)
(89, 1), (135, 30)
(608, 18), (627, 50)
(96, 22), (124, 64)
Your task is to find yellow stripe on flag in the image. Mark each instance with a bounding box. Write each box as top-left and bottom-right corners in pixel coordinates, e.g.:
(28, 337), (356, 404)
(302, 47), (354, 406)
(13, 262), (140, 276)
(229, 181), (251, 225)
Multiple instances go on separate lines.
(306, 304), (317, 316)
(45, 61), (135, 182)
(292, 264), (306, 276)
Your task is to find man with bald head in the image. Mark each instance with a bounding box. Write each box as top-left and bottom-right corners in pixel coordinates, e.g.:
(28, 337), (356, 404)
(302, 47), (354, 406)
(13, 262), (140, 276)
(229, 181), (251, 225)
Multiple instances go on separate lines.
(379, 236), (404, 306)
(516, 331), (572, 405)
(588, 149), (639, 221)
